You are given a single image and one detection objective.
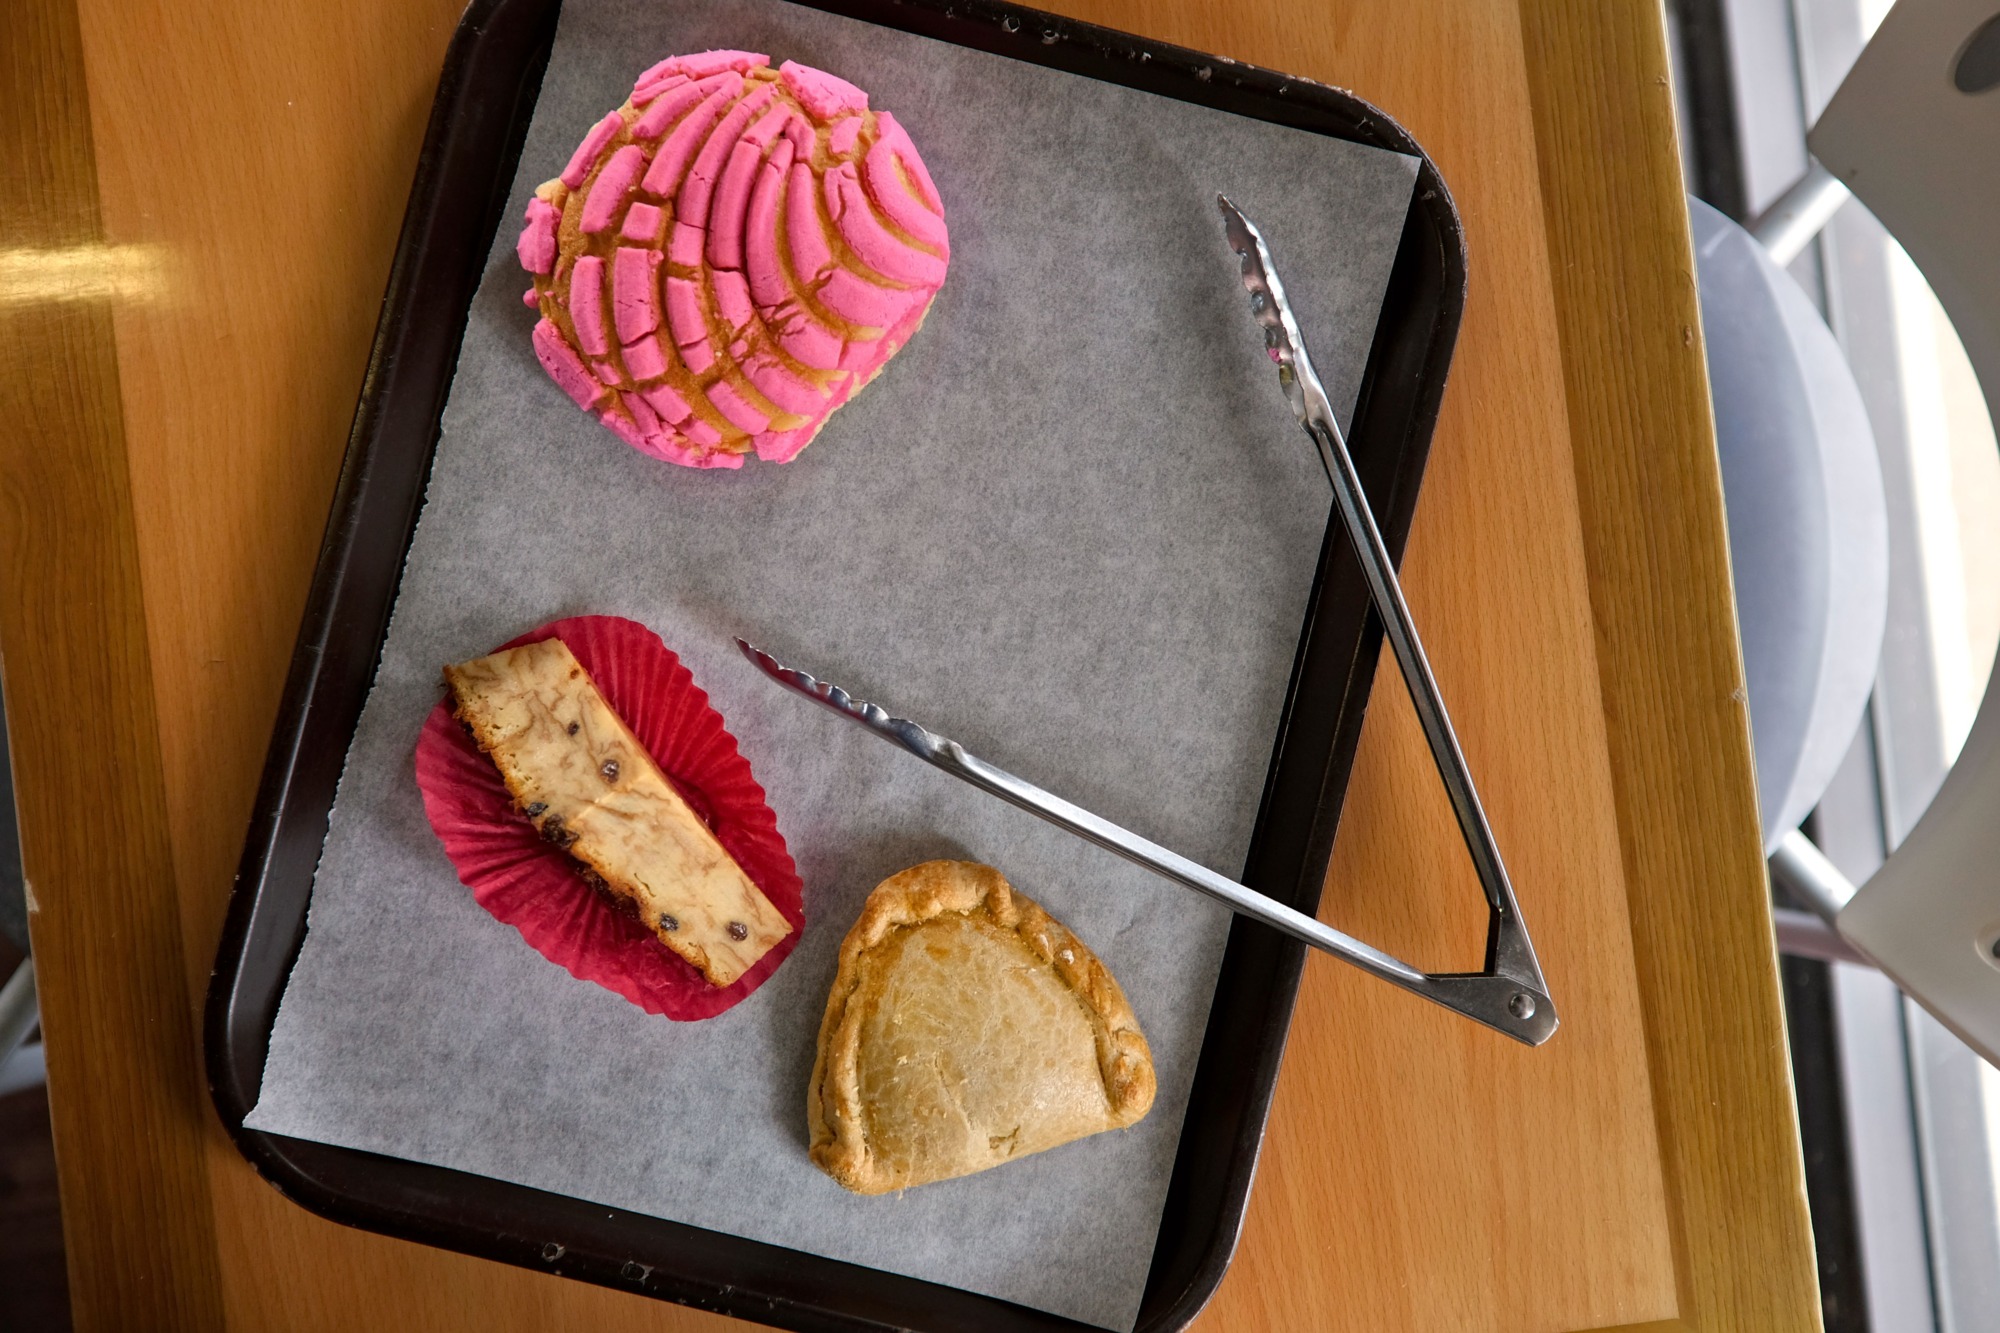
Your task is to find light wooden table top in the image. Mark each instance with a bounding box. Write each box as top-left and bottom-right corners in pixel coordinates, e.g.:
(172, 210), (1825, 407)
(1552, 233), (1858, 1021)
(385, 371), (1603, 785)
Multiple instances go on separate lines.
(0, 0), (1822, 1329)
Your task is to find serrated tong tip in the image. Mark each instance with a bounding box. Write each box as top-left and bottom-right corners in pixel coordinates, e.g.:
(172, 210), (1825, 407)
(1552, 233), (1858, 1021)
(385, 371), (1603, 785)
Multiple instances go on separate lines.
(1217, 194), (1322, 428)
(735, 638), (948, 762)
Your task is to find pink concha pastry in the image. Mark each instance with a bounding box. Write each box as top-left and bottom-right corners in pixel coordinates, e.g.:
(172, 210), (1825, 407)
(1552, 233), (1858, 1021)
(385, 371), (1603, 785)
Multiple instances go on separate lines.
(518, 51), (950, 469)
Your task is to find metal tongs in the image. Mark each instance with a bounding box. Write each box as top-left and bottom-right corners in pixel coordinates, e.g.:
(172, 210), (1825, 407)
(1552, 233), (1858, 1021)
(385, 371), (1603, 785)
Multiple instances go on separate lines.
(739, 199), (1555, 1045)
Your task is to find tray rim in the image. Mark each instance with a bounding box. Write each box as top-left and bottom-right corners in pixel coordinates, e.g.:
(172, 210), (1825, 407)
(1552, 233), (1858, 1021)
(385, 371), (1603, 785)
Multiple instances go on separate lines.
(201, 0), (1468, 1329)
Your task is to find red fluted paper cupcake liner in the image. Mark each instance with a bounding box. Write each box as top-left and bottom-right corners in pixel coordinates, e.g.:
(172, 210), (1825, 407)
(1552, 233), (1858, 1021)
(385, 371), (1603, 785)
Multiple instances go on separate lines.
(414, 614), (803, 1020)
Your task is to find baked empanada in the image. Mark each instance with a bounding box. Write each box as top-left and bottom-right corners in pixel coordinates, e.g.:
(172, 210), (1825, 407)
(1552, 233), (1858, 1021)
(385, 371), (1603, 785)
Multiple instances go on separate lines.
(808, 860), (1155, 1194)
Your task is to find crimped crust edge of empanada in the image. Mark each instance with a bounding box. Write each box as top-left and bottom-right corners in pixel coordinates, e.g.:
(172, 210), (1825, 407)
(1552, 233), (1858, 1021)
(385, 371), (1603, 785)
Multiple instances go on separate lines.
(807, 859), (1155, 1194)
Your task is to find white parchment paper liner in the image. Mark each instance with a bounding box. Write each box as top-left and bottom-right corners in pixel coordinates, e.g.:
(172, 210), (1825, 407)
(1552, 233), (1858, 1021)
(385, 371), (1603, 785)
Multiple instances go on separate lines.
(245, 2), (1417, 1326)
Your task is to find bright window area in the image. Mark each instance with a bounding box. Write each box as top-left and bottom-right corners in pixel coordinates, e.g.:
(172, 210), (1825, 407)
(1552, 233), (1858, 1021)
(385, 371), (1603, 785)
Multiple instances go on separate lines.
(1893, 248), (2000, 765)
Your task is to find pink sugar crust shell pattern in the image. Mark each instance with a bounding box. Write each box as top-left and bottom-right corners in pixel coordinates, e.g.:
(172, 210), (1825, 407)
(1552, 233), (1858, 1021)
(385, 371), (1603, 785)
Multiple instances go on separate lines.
(414, 614), (806, 1021)
(518, 50), (950, 469)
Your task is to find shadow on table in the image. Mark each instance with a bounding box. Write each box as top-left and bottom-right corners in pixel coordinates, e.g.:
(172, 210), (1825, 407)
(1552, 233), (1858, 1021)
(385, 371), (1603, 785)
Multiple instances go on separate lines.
(0, 685), (68, 1330)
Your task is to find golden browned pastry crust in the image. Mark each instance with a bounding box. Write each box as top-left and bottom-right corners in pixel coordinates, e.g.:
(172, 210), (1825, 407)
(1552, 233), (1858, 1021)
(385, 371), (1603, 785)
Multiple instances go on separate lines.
(808, 860), (1155, 1194)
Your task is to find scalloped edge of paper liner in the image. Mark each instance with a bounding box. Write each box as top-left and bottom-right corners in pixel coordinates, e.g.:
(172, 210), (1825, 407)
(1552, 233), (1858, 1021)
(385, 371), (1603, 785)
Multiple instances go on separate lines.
(415, 614), (803, 1020)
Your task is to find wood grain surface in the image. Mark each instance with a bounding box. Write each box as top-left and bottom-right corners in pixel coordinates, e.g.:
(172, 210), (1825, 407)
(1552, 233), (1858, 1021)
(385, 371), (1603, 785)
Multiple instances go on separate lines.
(1, 0), (1819, 1328)
(1515, 5), (1825, 1327)
(0, 0), (226, 1327)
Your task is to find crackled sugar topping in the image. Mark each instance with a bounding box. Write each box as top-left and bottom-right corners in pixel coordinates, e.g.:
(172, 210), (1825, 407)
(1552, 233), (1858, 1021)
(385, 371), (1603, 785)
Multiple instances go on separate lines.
(518, 50), (949, 469)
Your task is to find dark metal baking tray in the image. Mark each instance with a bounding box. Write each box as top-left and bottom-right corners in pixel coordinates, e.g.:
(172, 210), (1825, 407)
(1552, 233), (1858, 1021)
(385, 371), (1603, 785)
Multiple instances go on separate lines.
(204, 0), (1465, 1327)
